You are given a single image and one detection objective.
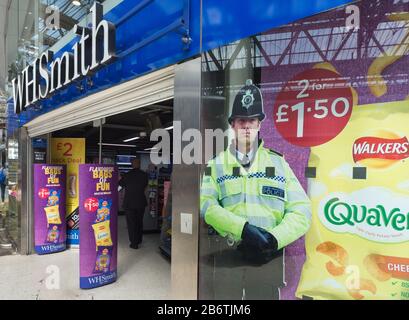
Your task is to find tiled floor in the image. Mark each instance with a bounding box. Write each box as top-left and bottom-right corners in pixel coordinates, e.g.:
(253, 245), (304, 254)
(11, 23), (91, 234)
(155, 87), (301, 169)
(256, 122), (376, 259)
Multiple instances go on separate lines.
(0, 216), (171, 300)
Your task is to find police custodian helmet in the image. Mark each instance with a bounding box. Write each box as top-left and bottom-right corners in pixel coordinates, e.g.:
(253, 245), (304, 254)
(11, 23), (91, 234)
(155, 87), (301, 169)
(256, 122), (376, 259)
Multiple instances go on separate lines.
(228, 79), (266, 124)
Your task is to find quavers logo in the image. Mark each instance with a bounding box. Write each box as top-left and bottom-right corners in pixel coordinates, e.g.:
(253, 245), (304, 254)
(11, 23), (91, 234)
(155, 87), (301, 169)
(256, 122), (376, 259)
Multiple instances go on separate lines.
(318, 187), (409, 243)
(352, 130), (409, 168)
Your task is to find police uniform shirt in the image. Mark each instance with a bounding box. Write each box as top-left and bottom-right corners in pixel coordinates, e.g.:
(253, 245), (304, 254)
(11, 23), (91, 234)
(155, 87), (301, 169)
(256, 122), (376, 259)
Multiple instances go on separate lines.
(201, 139), (312, 248)
(229, 139), (258, 169)
(235, 148), (255, 169)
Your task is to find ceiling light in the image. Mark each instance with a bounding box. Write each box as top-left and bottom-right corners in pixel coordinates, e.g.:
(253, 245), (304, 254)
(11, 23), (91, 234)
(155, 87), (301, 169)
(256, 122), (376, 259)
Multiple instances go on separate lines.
(144, 147), (158, 151)
(136, 151), (159, 154)
(165, 126), (174, 131)
(98, 143), (137, 148)
(72, 0), (81, 6)
(123, 136), (141, 142)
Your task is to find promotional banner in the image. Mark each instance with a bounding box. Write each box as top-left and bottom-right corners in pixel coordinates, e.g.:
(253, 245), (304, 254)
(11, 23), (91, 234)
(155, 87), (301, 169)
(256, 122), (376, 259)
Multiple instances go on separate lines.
(79, 164), (118, 289)
(296, 100), (409, 300)
(51, 138), (85, 246)
(33, 164), (66, 254)
(256, 0), (409, 300)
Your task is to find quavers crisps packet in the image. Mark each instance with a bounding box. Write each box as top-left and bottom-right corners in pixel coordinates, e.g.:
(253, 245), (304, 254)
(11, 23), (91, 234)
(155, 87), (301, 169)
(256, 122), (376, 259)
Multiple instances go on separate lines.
(296, 100), (409, 300)
(91, 220), (113, 248)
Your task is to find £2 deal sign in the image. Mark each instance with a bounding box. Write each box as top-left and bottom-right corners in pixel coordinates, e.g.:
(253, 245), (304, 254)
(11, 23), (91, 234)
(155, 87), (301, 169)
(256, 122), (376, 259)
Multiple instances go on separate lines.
(51, 138), (85, 246)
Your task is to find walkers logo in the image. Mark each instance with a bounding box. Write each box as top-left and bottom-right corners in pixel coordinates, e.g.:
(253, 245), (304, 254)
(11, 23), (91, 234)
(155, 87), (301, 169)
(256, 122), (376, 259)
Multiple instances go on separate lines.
(352, 130), (409, 168)
(318, 187), (409, 243)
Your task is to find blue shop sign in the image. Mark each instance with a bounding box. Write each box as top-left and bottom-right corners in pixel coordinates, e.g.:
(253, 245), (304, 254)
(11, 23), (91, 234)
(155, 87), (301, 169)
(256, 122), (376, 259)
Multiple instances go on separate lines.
(10, 0), (352, 128)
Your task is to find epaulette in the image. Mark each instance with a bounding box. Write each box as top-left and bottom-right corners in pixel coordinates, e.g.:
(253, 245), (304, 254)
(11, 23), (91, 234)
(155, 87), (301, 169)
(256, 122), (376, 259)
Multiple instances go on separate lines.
(267, 148), (283, 157)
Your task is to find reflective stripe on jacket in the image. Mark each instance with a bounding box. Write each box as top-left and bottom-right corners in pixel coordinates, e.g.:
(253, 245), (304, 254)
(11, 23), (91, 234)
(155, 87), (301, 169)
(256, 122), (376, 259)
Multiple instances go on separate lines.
(200, 141), (311, 250)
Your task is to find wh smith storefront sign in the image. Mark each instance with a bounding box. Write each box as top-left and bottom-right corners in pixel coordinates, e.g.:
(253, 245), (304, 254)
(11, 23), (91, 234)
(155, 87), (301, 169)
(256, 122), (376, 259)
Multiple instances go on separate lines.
(12, 2), (115, 114)
(9, 0), (352, 122)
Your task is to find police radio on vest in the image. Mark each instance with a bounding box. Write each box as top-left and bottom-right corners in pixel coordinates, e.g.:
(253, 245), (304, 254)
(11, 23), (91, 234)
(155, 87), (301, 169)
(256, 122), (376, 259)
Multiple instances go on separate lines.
(11, 2), (116, 114)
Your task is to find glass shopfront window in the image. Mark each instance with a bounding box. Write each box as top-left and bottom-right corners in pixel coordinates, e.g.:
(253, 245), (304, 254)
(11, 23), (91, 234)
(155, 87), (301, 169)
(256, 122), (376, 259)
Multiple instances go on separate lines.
(3, 0), (114, 255)
(6, 0), (96, 94)
(4, 132), (20, 250)
(6, 0), (39, 92)
(2, 0), (41, 254)
(199, 0), (409, 300)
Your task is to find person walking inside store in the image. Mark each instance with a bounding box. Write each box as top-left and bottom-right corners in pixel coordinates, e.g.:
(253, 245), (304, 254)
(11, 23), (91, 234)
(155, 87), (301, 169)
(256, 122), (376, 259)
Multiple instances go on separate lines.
(119, 156), (149, 249)
(200, 79), (312, 300)
(0, 163), (8, 205)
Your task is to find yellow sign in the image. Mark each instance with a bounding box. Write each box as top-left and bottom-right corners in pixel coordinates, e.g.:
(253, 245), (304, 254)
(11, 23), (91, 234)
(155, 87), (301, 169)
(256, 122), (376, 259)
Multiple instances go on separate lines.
(296, 101), (409, 300)
(51, 138), (85, 209)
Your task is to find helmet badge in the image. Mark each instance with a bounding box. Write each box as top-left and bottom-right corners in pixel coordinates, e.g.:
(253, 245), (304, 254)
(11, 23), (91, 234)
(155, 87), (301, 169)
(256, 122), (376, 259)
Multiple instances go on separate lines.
(241, 89), (254, 109)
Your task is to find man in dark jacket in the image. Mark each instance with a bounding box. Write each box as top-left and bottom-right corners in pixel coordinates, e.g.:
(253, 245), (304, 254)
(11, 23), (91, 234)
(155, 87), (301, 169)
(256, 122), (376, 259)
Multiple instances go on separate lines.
(119, 157), (149, 249)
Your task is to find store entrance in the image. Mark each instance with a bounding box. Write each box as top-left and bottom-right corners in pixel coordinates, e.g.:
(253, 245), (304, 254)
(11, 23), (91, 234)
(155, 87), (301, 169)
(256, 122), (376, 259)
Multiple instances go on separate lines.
(48, 99), (174, 297)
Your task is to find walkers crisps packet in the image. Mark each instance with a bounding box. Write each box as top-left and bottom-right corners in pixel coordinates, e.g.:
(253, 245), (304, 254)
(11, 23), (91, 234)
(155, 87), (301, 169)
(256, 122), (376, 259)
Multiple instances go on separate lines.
(91, 220), (113, 248)
(44, 205), (62, 225)
(296, 100), (409, 300)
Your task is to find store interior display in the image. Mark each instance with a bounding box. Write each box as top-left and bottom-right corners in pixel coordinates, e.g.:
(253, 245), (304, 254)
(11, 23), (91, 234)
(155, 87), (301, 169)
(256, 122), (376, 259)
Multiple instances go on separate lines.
(158, 168), (172, 259)
(46, 99), (174, 259)
(147, 165), (158, 219)
(116, 155), (136, 175)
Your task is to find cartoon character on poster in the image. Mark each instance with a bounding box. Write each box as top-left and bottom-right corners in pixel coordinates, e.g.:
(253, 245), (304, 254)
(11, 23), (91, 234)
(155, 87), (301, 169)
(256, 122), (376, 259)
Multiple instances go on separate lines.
(96, 199), (111, 222)
(46, 225), (62, 244)
(47, 189), (60, 206)
(94, 247), (113, 273)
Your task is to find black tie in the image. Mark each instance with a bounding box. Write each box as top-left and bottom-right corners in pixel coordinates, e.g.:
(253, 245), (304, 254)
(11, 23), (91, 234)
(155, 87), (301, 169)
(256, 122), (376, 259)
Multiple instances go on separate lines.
(242, 154), (250, 168)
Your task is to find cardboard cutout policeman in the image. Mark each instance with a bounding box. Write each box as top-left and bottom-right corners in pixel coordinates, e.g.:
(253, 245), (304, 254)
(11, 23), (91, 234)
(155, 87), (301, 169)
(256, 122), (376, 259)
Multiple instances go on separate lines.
(200, 79), (312, 299)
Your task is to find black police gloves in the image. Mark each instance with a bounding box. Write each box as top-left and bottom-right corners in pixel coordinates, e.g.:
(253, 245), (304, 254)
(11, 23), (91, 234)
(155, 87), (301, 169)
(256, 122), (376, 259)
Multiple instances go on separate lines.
(241, 222), (278, 251)
(257, 227), (278, 252)
(239, 222), (279, 264)
(241, 222), (269, 250)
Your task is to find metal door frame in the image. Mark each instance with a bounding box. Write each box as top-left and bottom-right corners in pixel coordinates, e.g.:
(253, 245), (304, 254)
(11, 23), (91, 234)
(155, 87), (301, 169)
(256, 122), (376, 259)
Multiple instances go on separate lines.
(171, 57), (201, 299)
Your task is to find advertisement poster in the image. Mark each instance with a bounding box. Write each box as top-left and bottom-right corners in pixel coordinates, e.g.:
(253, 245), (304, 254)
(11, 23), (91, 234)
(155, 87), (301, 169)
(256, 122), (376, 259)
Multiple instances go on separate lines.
(199, 0), (409, 300)
(51, 138), (85, 246)
(295, 101), (409, 300)
(33, 164), (66, 254)
(258, 1), (409, 300)
(79, 164), (118, 289)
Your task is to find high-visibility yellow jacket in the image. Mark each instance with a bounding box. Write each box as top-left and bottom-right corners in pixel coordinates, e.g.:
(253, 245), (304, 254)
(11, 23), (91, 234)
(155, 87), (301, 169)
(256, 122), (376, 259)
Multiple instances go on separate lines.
(200, 141), (311, 250)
